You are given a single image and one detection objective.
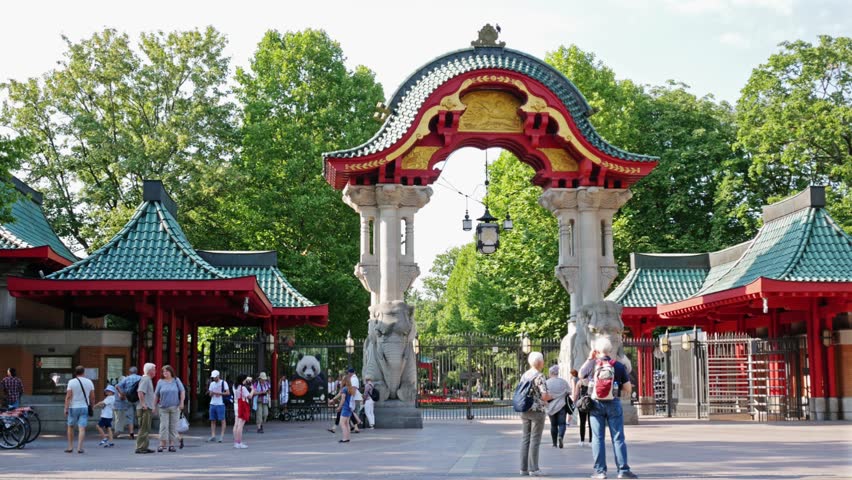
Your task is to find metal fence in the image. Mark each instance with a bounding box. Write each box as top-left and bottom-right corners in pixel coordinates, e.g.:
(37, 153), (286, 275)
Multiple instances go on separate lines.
(416, 334), (561, 421)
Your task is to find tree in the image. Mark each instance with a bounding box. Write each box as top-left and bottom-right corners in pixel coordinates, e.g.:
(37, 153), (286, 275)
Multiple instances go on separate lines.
(1, 27), (236, 250)
(0, 135), (32, 223)
(733, 35), (852, 233)
(229, 29), (384, 340)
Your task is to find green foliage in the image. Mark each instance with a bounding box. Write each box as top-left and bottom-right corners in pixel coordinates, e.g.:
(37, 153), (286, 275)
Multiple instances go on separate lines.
(226, 29), (385, 340)
(734, 35), (852, 233)
(0, 135), (32, 224)
(1, 27), (236, 251)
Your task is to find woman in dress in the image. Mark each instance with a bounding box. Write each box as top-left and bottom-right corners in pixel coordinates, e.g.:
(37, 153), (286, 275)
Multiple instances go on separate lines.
(232, 373), (252, 449)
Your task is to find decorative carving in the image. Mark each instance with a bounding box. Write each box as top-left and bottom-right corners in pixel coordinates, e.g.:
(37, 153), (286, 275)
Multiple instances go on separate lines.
(555, 265), (580, 295)
(363, 301), (418, 403)
(539, 148), (578, 172)
(342, 184), (377, 210)
(458, 91), (523, 133)
(471, 24), (505, 48)
(562, 300), (632, 373)
(354, 263), (380, 295)
(539, 188), (579, 213)
(401, 146), (440, 170)
(600, 265), (619, 293)
(398, 263), (421, 293)
(577, 188), (603, 211)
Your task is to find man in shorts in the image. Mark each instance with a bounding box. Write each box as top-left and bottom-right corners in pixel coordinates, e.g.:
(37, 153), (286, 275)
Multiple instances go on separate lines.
(207, 370), (229, 443)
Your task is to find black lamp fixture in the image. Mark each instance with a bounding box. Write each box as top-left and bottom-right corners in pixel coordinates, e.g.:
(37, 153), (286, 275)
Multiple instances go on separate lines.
(466, 150), (513, 255)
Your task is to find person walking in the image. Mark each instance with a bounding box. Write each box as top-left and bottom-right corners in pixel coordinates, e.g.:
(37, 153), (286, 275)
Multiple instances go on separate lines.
(207, 370), (229, 443)
(279, 374), (289, 419)
(337, 375), (355, 443)
(252, 372), (271, 433)
(572, 368), (592, 447)
(546, 365), (572, 449)
(363, 376), (376, 429)
(154, 365), (185, 453)
(115, 366), (142, 439)
(134, 362), (157, 454)
(347, 368), (364, 431)
(519, 352), (552, 477)
(0, 368), (24, 409)
(95, 385), (117, 448)
(579, 338), (638, 479)
(232, 374), (251, 449)
(64, 365), (94, 454)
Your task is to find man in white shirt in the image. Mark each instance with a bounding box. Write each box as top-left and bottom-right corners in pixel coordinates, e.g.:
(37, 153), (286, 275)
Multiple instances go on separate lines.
(64, 365), (95, 454)
(347, 368), (364, 430)
(207, 370), (229, 443)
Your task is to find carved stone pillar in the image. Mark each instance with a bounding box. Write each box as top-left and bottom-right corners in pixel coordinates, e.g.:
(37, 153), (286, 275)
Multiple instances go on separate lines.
(342, 184), (432, 304)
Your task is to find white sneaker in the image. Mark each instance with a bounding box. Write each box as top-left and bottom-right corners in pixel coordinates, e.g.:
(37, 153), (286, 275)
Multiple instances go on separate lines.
(234, 443), (241, 449)
(238, 443), (248, 449)
(578, 441), (585, 447)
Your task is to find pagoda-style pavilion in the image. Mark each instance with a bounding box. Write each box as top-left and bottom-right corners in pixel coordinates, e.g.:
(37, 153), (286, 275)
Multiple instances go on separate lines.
(8, 181), (327, 405)
(607, 186), (852, 420)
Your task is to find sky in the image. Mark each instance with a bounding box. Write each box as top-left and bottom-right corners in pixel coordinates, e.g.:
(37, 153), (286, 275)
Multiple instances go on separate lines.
(1, 0), (849, 287)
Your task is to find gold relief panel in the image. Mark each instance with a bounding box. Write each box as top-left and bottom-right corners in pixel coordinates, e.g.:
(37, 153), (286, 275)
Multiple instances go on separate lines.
(539, 148), (578, 172)
(457, 90), (524, 133)
(400, 146), (441, 170)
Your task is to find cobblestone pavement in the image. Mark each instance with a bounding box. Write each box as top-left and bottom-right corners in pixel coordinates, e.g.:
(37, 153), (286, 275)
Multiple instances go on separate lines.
(1, 417), (850, 479)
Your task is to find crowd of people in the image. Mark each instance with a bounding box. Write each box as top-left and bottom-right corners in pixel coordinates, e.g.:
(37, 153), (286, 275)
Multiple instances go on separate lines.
(517, 338), (638, 479)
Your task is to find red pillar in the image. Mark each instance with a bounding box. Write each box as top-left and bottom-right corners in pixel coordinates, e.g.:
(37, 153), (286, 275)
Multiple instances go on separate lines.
(270, 320), (279, 407)
(181, 316), (189, 382)
(190, 322), (199, 406)
(138, 314), (149, 367)
(153, 297), (164, 372)
(807, 300), (826, 400)
(168, 309), (177, 370)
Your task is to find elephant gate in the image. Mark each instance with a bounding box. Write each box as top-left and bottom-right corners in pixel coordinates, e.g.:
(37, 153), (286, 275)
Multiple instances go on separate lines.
(323, 26), (657, 428)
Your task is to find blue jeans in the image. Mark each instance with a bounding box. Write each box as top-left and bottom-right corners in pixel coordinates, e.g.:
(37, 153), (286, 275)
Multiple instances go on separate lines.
(7, 401), (19, 409)
(590, 399), (631, 475)
(549, 408), (567, 445)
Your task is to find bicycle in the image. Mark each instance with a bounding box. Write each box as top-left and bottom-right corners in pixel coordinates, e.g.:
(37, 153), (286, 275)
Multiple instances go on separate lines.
(0, 412), (27, 449)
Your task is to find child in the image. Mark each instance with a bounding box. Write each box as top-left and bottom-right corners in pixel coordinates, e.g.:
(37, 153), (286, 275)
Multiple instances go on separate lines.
(95, 385), (117, 447)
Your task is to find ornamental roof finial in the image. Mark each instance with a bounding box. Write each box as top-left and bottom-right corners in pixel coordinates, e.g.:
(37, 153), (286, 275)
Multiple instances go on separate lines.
(471, 24), (505, 48)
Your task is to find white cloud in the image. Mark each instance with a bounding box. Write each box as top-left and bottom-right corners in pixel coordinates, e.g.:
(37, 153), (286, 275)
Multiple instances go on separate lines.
(664, 0), (793, 16)
(718, 31), (752, 48)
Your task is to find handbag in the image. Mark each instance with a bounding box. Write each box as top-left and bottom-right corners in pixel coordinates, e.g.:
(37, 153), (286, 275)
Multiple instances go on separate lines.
(575, 394), (593, 414)
(177, 413), (189, 433)
(78, 378), (94, 417)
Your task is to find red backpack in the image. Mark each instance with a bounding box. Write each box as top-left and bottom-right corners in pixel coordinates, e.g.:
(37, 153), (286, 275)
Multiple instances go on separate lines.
(591, 359), (617, 401)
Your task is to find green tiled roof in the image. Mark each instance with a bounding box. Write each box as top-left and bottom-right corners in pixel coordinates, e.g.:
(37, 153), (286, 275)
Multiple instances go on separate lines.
(610, 187), (852, 309)
(606, 253), (709, 308)
(49, 200), (226, 280)
(0, 182), (78, 263)
(324, 47), (658, 164)
(219, 265), (314, 308)
(697, 207), (852, 295)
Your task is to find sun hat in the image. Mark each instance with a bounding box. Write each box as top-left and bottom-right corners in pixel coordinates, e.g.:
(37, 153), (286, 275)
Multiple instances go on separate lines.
(258, 372), (268, 380)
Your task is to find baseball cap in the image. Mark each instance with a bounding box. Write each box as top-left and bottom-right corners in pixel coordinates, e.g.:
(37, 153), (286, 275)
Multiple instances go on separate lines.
(211, 370), (220, 378)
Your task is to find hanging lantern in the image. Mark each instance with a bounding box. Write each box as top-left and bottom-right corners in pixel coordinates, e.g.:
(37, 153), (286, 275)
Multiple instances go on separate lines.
(462, 210), (473, 231)
(503, 212), (513, 231)
(476, 208), (500, 254)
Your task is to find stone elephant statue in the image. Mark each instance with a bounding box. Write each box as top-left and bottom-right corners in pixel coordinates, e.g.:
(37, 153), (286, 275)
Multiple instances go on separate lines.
(560, 300), (631, 375)
(363, 301), (418, 403)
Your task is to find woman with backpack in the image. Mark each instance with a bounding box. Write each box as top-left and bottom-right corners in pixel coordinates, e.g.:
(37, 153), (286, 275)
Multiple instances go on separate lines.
(363, 376), (377, 429)
(572, 368), (592, 447)
(517, 351), (552, 477)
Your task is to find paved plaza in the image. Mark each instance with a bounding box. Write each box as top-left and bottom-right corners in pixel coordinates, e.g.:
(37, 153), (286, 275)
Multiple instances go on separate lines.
(1, 417), (850, 479)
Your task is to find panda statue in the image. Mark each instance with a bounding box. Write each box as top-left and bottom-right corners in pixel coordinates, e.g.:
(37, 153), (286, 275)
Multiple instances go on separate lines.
(288, 352), (327, 406)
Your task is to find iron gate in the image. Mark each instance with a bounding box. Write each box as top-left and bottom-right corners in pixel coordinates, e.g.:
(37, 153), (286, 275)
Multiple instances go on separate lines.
(416, 334), (561, 420)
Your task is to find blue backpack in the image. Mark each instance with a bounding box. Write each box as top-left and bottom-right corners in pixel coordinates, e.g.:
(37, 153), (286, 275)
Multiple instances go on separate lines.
(512, 377), (535, 412)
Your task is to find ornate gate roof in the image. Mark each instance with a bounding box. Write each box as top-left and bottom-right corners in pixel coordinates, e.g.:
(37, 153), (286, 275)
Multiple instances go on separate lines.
(324, 29), (657, 190)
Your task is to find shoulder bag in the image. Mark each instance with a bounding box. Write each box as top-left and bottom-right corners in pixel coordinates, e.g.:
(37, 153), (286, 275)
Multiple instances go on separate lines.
(78, 378), (93, 417)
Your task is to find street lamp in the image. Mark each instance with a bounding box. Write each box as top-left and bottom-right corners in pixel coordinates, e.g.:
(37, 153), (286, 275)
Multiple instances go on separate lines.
(345, 330), (355, 368)
(265, 333), (275, 354)
(476, 208), (500, 255)
(521, 332), (531, 355)
(462, 210), (473, 231)
(503, 212), (513, 231)
(822, 329), (833, 347)
(682, 326), (698, 351)
(659, 329), (671, 354)
(145, 330), (153, 348)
